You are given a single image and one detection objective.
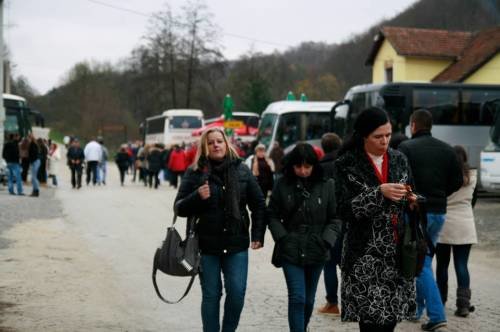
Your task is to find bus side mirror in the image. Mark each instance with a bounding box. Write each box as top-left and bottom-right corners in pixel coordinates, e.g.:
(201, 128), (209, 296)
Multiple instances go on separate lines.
(330, 100), (350, 132)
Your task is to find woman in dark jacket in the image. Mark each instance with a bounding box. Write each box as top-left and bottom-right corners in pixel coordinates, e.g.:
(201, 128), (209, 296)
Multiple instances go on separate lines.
(268, 143), (341, 332)
(334, 107), (416, 332)
(174, 127), (266, 332)
(147, 144), (163, 189)
(115, 145), (130, 186)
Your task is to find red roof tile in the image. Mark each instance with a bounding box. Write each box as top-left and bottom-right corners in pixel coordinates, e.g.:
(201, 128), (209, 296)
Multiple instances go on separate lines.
(433, 26), (500, 82)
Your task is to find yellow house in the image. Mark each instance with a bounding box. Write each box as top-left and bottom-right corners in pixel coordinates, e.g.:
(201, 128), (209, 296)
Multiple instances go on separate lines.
(366, 26), (500, 84)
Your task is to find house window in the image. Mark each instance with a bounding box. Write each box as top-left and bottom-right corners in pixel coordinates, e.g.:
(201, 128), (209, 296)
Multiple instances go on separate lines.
(385, 67), (393, 83)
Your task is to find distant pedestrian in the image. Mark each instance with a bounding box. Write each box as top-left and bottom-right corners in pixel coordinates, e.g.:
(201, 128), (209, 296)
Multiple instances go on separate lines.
(18, 136), (30, 183)
(250, 143), (274, 199)
(2, 134), (24, 195)
(335, 107), (417, 332)
(67, 139), (85, 189)
(399, 109), (463, 331)
(168, 144), (187, 189)
(268, 143), (341, 332)
(97, 137), (108, 185)
(174, 127), (266, 332)
(84, 138), (103, 186)
(37, 138), (48, 186)
(48, 142), (61, 187)
(317, 132), (343, 315)
(269, 141), (284, 174)
(147, 144), (163, 189)
(28, 134), (41, 197)
(115, 145), (130, 186)
(436, 145), (477, 318)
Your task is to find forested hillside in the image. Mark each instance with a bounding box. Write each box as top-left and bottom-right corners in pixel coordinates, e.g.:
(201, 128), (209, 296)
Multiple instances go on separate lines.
(11, 0), (500, 146)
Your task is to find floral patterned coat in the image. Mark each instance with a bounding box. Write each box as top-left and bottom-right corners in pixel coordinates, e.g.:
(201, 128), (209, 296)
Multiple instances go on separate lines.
(334, 148), (416, 324)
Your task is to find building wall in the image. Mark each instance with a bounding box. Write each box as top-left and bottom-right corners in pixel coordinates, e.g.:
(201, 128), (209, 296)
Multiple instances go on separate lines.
(372, 40), (452, 83)
(465, 53), (500, 84)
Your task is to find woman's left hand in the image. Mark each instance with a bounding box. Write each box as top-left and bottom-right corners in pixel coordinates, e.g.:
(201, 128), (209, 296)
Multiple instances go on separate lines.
(251, 241), (263, 250)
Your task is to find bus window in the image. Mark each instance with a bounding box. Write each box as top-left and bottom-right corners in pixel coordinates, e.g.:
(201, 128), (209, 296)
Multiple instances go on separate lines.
(147, 117), (166, 134)
(4, 115), (20, 134)
(276, 113), (300, 148)
(304, 113), (331, 141)
(257, 113), (277, 148)
(169, 116), (202, 129)
(413, 89), (459, 125)
(351, 93), (366, 117)
(462, 90), (500, 125)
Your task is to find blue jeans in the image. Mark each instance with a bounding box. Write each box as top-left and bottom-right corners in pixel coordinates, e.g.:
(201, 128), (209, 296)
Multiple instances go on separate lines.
(436, 244), (471, 299)
(7, 163), (23, 194)
(200, 251), (248, 332)
(31, 159), (41, 192)
(282, 262), (324, 332)
(416, 213), (446, 323)
(323, 237), (342, 304)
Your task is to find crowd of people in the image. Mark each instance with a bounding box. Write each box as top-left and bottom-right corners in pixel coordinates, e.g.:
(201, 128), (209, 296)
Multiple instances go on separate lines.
(174, 108), (477, 332)
(2, 106), (479, 332)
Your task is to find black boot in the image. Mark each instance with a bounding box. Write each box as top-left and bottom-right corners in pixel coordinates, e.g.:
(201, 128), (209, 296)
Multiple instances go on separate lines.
(30, 189), (39, 197)
(455, 288), (475, 317)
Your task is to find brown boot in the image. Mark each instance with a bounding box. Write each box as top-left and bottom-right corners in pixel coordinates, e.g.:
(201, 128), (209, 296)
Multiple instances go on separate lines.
(317, 302), (340, 315)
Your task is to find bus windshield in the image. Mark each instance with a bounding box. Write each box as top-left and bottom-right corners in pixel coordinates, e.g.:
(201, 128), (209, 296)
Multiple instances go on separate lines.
(484, 99), (500, 148)
(169, 116), (202, 129)
(275, 112), (331, 149)
(257, 113), (277, 147)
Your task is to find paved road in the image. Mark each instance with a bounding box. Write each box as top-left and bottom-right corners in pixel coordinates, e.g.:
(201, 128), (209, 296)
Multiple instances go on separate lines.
(1, 164), (500, 331)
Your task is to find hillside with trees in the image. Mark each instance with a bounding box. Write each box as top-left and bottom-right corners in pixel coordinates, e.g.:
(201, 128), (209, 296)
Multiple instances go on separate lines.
(11, 0), (500, 146)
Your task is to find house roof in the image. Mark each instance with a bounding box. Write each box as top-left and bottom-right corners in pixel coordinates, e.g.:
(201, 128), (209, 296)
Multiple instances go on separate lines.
(433, 26), (500, 82)
(365, 26), (472, 66)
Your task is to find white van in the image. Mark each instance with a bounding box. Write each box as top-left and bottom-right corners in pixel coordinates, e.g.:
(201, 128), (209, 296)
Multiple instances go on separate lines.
(256, 101), (337, 153)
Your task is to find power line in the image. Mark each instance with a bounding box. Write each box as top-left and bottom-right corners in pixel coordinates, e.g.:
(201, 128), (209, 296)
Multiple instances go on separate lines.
(85, 0), (291, 48)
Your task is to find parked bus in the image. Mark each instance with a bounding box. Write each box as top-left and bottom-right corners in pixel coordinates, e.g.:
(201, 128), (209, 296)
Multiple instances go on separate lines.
(331, 83), (500, 171)
(257, 101), (337, 153)
(144, 109), (204, 146)
(479, 98), (500, 191)
(192, 111), (260, 142)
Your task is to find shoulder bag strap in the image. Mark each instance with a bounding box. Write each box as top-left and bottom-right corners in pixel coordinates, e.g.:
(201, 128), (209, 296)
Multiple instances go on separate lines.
(152, 260), (197, 304)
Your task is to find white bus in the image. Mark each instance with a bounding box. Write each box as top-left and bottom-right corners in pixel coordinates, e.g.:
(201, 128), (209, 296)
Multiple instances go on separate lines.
(256, 101), (337, 153)
(145, 109), (204, 146)
(479, 98), (500, 192)
(331, 83), (500, 190)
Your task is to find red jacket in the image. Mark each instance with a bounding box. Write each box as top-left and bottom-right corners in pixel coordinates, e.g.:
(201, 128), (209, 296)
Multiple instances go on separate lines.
(185, 145), (197, 168)
(168, 149), (187, 172)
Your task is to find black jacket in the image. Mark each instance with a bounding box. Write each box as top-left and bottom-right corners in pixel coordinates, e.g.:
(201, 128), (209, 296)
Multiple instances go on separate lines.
(399, 131), (463, 213)
(147, 148), (163, 172)
(2, 140), (20, 163)
(320, 151), (338, 179)
(175, 159), (266, 255)
(67, 146), (85, 168)
(28, 141), (40, 163)
(268, 176), (341, 266)
(115, 152), (130, 170)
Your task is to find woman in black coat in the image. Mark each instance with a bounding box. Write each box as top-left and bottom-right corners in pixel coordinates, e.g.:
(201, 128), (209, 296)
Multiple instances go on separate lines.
(268, 143), (341, 332)
(174, 127), (266, 332)
(334, 107), (417, 332)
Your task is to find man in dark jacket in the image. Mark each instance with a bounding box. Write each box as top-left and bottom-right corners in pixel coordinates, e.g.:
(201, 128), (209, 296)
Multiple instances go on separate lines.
(2, 134), (24, 195)
(67, 139), (85, 189)
(399, 109), (463, 331)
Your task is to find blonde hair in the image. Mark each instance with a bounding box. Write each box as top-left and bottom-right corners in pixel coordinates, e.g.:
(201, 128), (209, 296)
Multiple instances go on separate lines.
(192, 127), (240, 170)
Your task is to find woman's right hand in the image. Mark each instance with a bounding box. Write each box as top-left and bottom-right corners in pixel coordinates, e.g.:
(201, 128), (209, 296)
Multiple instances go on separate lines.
(380, 183), (407, 202)
(198, 181), (210, 200)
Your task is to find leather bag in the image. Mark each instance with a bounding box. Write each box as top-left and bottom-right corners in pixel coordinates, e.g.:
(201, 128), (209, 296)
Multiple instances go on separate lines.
(152, 214), (200, 304)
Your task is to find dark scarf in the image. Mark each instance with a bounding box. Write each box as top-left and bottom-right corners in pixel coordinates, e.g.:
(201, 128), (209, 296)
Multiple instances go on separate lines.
(208, 158), (241, 233)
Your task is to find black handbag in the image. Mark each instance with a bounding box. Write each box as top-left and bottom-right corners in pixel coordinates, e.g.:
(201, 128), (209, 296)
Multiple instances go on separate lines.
(152, 214), (201, 304)
(400, 196), (434, 279)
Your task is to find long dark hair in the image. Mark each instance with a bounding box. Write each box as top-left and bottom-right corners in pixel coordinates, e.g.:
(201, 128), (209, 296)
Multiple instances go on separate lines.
(454, 145), (470, 186)
(338, 107), (390, 155)
(282, 142), (323, 181)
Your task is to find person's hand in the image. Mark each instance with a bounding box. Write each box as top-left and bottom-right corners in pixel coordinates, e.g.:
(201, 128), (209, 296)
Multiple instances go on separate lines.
(380, 183), (407, 202)
(198, 181), (210, 200)
(251, 241), (263, 250)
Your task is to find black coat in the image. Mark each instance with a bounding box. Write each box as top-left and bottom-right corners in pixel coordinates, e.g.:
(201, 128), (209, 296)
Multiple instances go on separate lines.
(334, 148), (416, 324)
(67, 146), (84, 168)
(398, 131), (463, 213)
(2, 140), (20, 163)
(147, 149), (163, 172)
(28, 141), (39, 163)
(319, 151), (338, 179)
(268, 176), (341, 266)
(115, 152), (130, 170)
(174, 159), (266, 255)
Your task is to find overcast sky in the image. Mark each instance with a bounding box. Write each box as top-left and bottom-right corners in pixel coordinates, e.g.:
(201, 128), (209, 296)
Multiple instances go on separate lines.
(5, 0), (417, 94)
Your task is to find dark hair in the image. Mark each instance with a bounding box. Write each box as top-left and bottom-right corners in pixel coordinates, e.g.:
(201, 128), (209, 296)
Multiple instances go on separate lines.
(282, 143), (322, 180)
(339, 107), (390, 155)
(389, 132), (409, 149)
(321, 133), (342, 153)
(454, 145), (470, 186)
(410, 109), (433, 132)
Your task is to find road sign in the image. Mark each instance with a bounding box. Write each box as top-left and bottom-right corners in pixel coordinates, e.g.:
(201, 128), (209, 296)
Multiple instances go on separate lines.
(223, 120), (244, 129)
